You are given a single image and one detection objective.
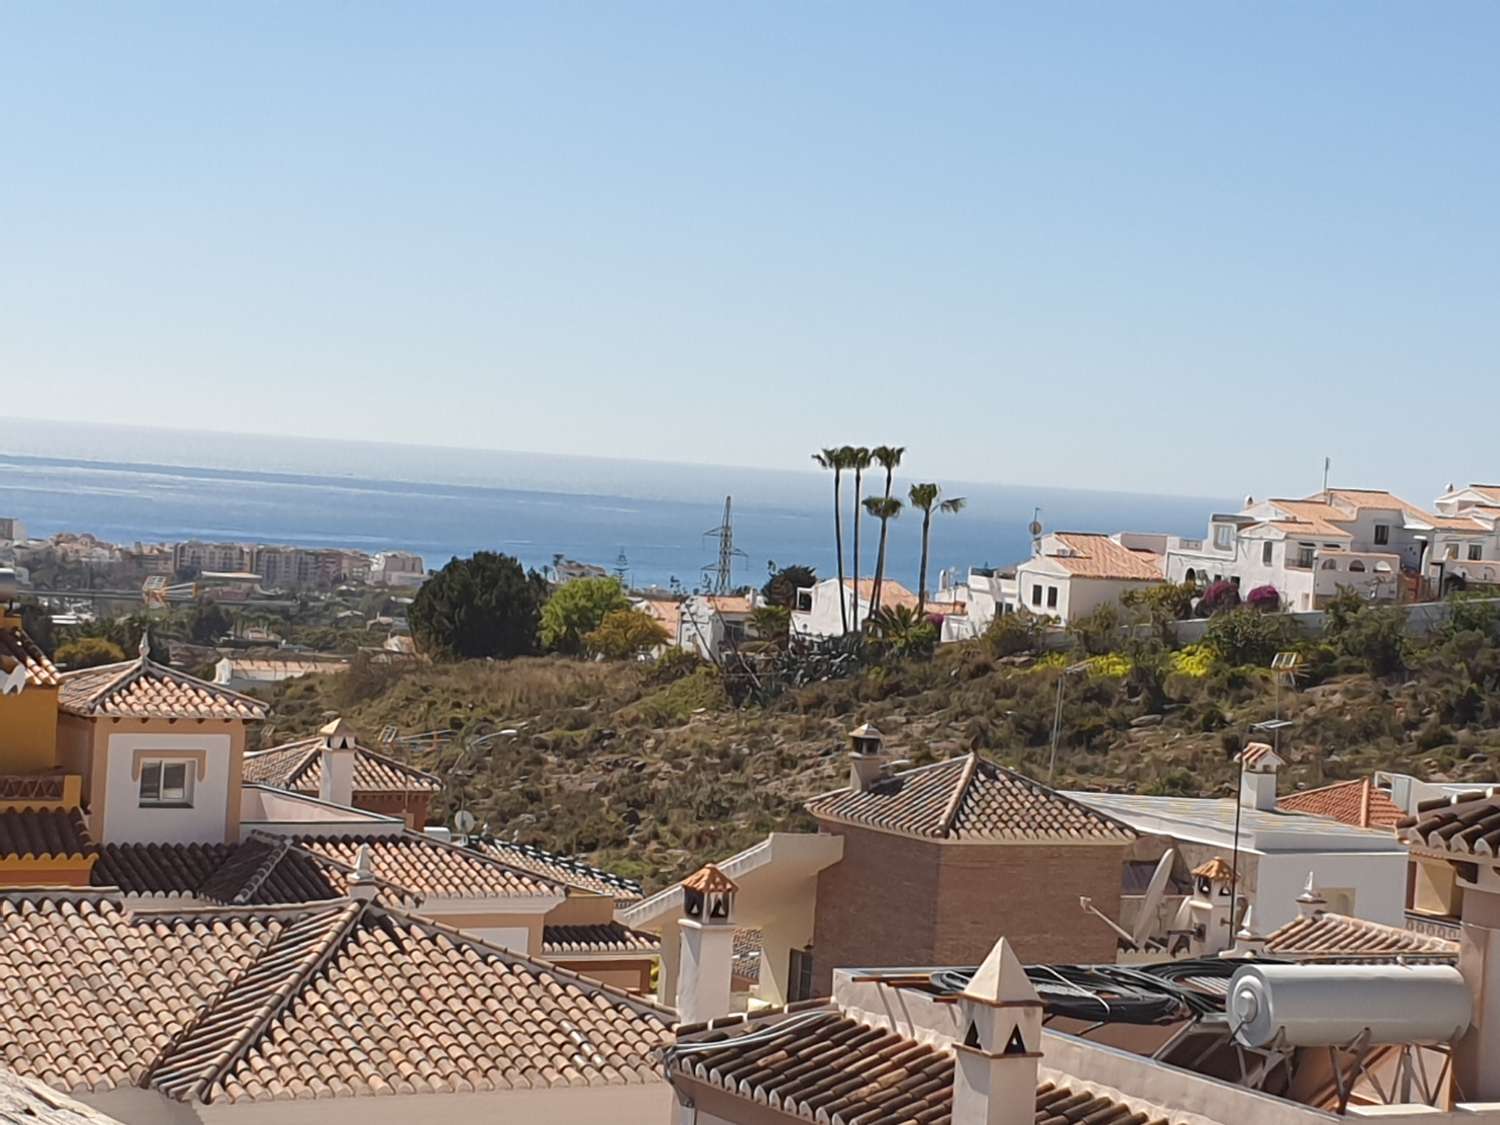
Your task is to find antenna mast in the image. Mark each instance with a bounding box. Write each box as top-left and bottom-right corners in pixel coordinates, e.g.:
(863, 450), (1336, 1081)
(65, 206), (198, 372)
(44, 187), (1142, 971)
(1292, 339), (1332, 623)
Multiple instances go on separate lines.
(701, 495), (748, 594)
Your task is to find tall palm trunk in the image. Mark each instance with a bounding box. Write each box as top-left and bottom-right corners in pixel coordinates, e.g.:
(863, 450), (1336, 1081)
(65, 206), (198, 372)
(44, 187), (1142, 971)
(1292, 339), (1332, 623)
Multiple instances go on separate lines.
(858, 459), (870, 636)
(917, 506), (933, 616)
(831, 470), (848, 634)
(871, 465), (895, 614)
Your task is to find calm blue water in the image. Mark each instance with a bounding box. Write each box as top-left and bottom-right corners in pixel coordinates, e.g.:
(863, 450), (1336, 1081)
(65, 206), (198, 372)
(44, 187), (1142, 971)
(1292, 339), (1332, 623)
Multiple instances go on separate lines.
(1, 420), (1232, 591)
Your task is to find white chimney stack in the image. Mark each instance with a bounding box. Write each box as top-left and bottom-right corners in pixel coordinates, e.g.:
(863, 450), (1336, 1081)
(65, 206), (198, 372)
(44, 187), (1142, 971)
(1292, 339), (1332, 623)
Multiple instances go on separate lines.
(1238, 743), (1284, 812)
(952, 937), (1042, 1125)
(1296, 872), (1326, 918)
(348, 843), (379, 902)
(318, 717), (358, 808)
(848, 722), (886, 792)
(676, 863), (738, 1024)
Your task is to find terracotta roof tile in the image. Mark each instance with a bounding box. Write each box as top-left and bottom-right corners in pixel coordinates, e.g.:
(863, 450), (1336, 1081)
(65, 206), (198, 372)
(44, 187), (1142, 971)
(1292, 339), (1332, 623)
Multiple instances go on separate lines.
(805, 754), (1134, 842)
(542, 923), (659, 955)
(92, 841), (341, 905)
(1190, 857), (1234, 882)
(296, 833), (561, 900)
(0, 625), (59, 688)
(1278, 778), (1404, 830)
(681, 863), (738, 895)
(242, 738), (441, 795)
(475, 839), (642, 902)
(58, 659), (267, 721)
(196, 837), (343, 906)
(0, 893), (672, 1104)
(0, 809), (93, 861)
(1265, 912), (1458, 962)
(1047, 534), (1164, 581)
(732, 928), (762, 984)
(671, 1006), (1179, 1125)
(1397, 790), (1500, 855)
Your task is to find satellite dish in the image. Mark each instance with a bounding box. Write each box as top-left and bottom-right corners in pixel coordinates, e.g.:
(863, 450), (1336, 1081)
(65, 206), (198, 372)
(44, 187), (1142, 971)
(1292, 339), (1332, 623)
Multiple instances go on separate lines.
(1131, 849), (1177, 950)
(1028, 507), (1043, 539)
(453, 809), (477, 836)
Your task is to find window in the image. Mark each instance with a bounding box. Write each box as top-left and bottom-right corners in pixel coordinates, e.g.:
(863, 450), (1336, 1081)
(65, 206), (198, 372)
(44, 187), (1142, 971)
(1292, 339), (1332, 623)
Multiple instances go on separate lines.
(1262, 542), (1273, 566)
(788, 947), (815, 1002)
(1446, 544), (1459, 560)
(139, 760), (192, 807)
(1230, 575), (1241, 588)
(1031, 584), (1042, 607)
(1348, 559), (1366, 573)
(1296, 544), (1315, 568)
(1374, 524), (1390, 545)
(1321, 558), (1338, 570)
(1213, 524), (1234, 550)
(1046, 586), (1058, 609)
(1470, 545), (1484, 561)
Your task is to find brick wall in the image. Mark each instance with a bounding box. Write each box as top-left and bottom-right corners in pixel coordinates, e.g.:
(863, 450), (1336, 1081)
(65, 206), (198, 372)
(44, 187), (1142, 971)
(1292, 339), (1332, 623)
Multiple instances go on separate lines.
(809, 821), (1125, 993)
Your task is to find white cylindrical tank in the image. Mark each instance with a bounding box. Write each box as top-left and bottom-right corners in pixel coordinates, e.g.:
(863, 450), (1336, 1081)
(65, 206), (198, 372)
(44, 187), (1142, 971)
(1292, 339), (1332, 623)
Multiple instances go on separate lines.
(1228, 963), (1471, 1048)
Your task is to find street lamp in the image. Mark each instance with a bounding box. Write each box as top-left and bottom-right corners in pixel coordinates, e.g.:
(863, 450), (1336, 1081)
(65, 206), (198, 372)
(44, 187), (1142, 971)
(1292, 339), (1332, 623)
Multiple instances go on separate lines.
(1047, 659), (1093, 786)
(1227, 716), (1296, 939)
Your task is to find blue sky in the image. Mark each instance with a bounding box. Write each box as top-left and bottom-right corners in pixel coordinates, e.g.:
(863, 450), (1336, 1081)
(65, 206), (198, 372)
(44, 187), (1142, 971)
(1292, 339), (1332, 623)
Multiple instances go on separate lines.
(3, 3), (1497, 500)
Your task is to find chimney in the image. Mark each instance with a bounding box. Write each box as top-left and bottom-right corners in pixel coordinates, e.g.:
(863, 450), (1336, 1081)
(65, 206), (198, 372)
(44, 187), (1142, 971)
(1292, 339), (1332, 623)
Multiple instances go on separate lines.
(848, 722), (886, 792)
(952, 937), (1042, 1125)
(1238, 743), (1284, 812)
(348, 843), (379, 902)
(1188, 857), (1237, 956)
(318, 717), (358, 808)
(1295, 872), (1326, 918)
(1231, 906), (1267, 956)
(676, 863), (738, 1024)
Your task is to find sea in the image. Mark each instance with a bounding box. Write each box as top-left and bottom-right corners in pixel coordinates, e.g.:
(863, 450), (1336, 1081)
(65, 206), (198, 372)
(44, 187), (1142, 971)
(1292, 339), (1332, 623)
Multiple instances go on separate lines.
(1, 419), (1233, 593)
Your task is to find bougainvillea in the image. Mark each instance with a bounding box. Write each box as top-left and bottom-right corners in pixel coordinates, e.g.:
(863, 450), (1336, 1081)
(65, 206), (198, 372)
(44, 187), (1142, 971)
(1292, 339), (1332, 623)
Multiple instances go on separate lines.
(1246, 584), (1281, 612)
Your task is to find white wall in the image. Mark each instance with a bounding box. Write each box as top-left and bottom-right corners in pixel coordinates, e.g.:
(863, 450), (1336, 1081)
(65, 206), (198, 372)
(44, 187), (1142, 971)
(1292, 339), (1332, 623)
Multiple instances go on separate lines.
(101, 732), (233, 845)
(1253, 851), (1408, 932)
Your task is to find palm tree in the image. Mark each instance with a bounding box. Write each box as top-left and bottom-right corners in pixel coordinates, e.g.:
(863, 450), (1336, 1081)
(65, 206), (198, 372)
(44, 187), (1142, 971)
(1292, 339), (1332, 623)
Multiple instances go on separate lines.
(868, 445), (905, 614)
(846, 447), (872, 631)
(812, 448), (849, 635)
(863, 495), (903, 625)
(908, 483), (967, 615)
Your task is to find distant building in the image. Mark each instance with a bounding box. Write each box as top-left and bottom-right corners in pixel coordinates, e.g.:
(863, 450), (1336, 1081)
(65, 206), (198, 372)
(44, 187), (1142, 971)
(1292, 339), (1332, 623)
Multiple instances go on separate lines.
(1003, 531), (1166, 625)
(173, 539), (253, 575)
(790, 577), (966, 639)
(213, 654), (350, 692)
(0, 517), (25, 543)
(369, 549), (425, 587)
(678, 593), (762, 661)
(552, 557), (609, 583)
(1165, 489), (1488, 611)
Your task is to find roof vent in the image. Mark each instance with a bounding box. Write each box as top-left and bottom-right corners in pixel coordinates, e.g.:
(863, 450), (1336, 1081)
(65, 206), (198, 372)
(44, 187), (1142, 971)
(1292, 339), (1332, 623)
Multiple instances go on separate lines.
(848, 722), (886, 791)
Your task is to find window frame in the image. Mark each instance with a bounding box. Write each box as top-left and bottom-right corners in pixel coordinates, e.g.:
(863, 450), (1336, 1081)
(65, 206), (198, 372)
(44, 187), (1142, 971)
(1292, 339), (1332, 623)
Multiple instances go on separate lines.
(1262, 542), (1274, 566)
(138, 758), (195, 808)
(1469, 544), (1483, 562)
(1046, 586), (1058, 609)
(1373, 524), (1390, 546)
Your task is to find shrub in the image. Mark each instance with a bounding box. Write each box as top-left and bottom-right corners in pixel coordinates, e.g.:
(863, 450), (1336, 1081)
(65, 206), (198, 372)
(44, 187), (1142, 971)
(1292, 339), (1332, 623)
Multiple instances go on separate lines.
(1086, 652), (1132, 679)
(1246, 585), (1280, 613)
(541, 577), (631, 655)
(1068, 604), (1122, 656)
(986, 609), (1050, 657)
(585, 608), (669, 660)
(1196, 580), (1241, 616)
(1203, 607), (1297, 666)
(54, 637), (126, 669)
(1121, 581), (1197, 642)
(1169, 644), (1217, 678)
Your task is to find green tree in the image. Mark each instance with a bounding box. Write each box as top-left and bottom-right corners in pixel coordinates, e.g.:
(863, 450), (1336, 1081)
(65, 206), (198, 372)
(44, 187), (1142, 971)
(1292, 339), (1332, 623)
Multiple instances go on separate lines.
(584, 608), (669, 660)
(749, 604), (791, 647)
(867, 445), (905, 615)
(811, 448), (850, 635)
(846, 446), (872, 630)
(185, 601), (234, 645)
(54, 637), (127, 669)
(868, 604), (938, 659)
(1120, 582), (1196, 643)
(541, 577), (630, 655)
(863, 496), (903, 626)
(761, 564), (816, 609)
(409, 552), (547, 660)
(1203, 607), (1297, 666)
(907, 483), (966, 615)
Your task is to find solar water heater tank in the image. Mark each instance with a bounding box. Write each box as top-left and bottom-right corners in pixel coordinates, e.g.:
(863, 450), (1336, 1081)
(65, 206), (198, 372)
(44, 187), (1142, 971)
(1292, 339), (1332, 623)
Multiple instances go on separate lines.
(1228, 963), (1472, 1049)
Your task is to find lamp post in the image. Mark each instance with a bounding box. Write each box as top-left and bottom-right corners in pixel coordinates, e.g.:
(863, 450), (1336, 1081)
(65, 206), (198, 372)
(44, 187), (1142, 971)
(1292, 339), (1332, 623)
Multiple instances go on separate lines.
(1047, 660), (1093, 787)
(1228, 716), (1296, 939)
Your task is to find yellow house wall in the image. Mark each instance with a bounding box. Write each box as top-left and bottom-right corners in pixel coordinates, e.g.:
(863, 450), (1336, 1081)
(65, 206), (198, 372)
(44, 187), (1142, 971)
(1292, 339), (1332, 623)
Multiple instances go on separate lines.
(545, 893), (616, 926)
(0, 857), (96, 887)
(0, 687), (60, 772)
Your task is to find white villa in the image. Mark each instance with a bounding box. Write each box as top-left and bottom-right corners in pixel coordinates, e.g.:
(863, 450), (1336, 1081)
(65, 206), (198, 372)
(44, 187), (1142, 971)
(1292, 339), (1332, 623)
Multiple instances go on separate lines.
(1164, 488), (1492, 611)
(999, 531), (1166, 626)
(790, 577), (966, 639)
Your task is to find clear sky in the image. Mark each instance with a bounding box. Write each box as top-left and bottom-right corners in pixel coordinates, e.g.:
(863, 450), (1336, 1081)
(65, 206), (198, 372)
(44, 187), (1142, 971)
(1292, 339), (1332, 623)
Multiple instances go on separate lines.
(4, 3), (1497, 500)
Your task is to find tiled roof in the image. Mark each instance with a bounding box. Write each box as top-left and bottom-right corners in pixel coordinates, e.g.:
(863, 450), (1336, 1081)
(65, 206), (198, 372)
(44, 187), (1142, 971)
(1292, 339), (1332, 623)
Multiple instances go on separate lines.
(0, 809), (93, 861)
(1278, 778), (1404, 829)
(1321, 488), (1485, 531)
(476, 839), (643, 902)
(58, 658), (267, 721)
(296, 833), (561, 900)
(1259, 499), (1352, 538)
(1397, 790), (1500, 855)
(682, 863), (738, 894)
(242, 737), (441, 795)
(0, 624), (60, 688)
(1238, 743), (1283, 770)
(1265, 911), (1458, 962)
(92, 840), (342, 905)
(670, 1005), (1175, 1125)
(542, 922), (659, 955)
(1190, 857), (1234, 882)
(805, 754), (1135, 843)
(1047, 533), (1164, 581)
(732, 928), (762, 984)
(0, 893), (672, 1103)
